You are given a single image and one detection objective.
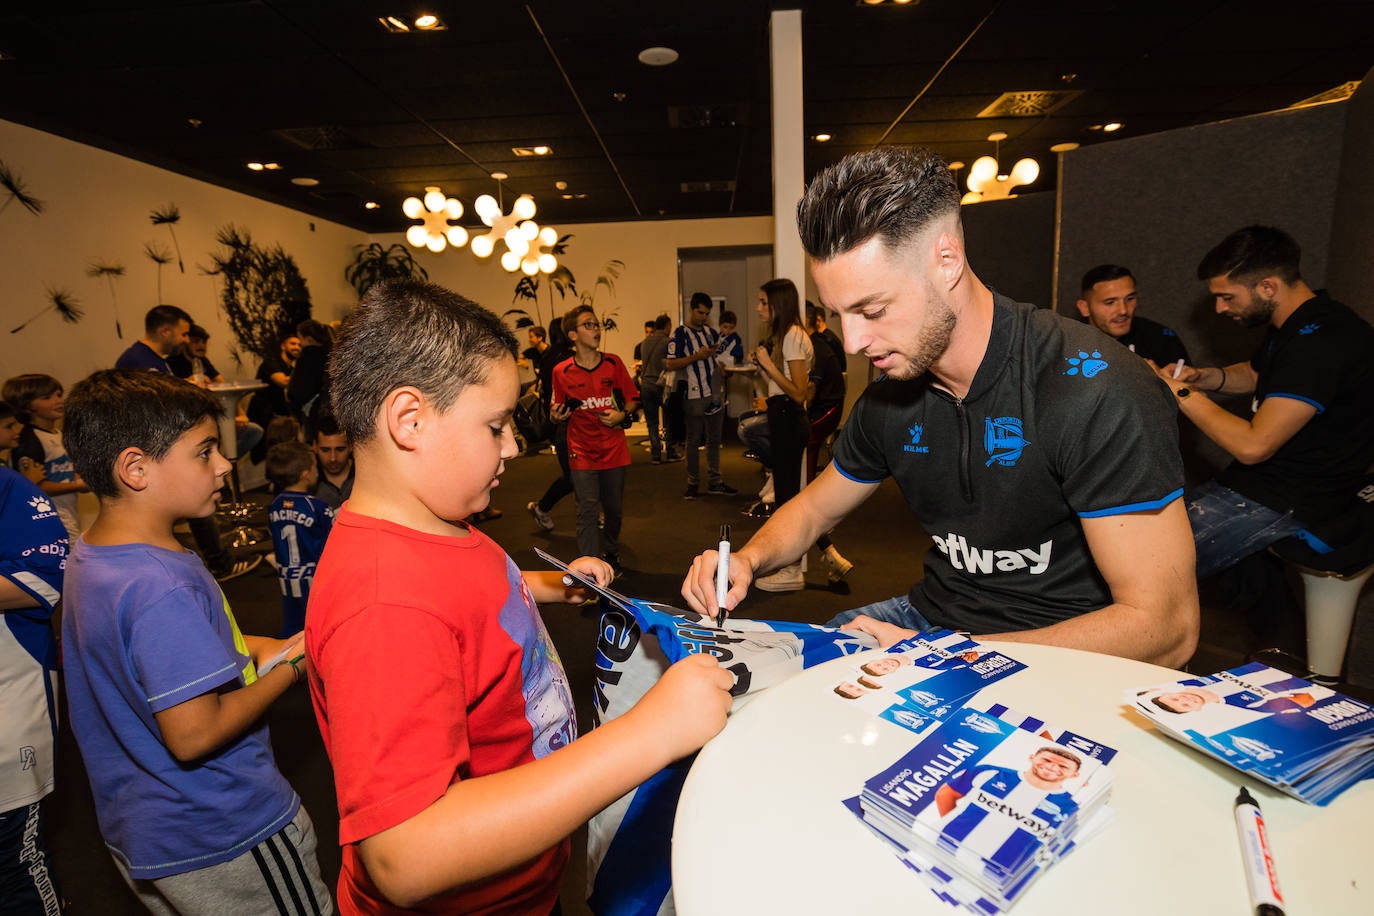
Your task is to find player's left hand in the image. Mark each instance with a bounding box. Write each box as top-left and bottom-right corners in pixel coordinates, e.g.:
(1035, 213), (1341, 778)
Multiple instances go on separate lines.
(839, 614), (917, 648)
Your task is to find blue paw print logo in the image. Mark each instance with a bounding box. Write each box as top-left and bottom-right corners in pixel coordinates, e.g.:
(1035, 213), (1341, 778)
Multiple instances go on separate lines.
(1298, 323), (1319, 335)
(908, 424), (923, 445)
(1064, 350), (1109, 377)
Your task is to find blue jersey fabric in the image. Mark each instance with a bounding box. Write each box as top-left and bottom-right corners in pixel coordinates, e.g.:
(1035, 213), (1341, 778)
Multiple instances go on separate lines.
(62, 539), (298, 879)
(268, 489), (333, 635)
(0, 468), (67, 812)
(113, 340), (171, 373)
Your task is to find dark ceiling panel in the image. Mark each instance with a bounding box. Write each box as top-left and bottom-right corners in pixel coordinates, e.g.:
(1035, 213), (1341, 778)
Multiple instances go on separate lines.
(1, 0), (1370, 229)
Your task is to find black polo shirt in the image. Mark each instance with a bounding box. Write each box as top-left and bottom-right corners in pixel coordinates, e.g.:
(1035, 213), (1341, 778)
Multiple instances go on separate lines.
(1219, 294), (1374, 524)
(832, 294), (1184, 635)
(1115, 315), (1189, 367)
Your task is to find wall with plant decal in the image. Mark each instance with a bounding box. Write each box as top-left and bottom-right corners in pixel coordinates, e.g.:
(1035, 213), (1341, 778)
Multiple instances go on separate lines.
(0, 118), (360, 385)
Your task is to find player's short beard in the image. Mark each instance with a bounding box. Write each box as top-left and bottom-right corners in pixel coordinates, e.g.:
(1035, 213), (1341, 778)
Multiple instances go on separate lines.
(1239, 289), (1280, 328)
(888, 290), (957, 381)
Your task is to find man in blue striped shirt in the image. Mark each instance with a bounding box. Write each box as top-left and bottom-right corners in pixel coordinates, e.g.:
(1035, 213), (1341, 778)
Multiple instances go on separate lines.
(665, 292), (738, 500)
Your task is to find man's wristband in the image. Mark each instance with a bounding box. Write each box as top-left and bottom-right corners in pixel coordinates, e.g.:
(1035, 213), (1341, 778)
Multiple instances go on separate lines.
(1211, 367), (1227, 392)
(286, 654), (306, 684)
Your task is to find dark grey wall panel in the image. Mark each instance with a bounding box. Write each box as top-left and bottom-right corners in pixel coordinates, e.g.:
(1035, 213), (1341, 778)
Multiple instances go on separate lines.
(1326, 68), (1374, 322)
(962, 191), (1055, 309)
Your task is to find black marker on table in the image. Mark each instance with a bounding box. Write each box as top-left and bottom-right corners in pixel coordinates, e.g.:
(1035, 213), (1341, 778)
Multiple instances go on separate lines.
(1234, 786), (1285, 916)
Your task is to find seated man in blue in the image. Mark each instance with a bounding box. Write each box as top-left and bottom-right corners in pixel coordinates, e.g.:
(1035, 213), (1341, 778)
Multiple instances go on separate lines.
(682, 146), (1199, 669)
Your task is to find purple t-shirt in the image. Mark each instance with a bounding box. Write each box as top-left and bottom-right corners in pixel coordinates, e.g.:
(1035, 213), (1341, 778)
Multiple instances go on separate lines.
(61, 539), (298, 878)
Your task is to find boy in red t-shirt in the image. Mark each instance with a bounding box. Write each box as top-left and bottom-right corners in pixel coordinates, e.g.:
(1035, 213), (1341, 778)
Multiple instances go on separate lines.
(550, 304), (639, 576)
(305, 282), (731, 914)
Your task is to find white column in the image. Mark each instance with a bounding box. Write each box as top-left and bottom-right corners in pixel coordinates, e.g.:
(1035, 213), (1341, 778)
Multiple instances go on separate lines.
(770, 9), (805, 292)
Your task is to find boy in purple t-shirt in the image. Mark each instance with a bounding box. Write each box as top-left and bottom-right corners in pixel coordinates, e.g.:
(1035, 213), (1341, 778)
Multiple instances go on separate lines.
(60, 370), (332, 912)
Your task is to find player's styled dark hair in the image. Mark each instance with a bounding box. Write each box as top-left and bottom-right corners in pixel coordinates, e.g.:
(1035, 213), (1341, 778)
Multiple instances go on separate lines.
(186, 323), (211, 342)
(689, 291), (713, 311)
(720, 310), (737, 326)
(328, 281), (517, 444)
(266, 439), (316, 490)
(561, 303), (597, 339)
(760, 278), (803, 344)
(144, 304), (192, 334)
(63, 370), (222, 498)
(797, 146), (960, 262)
(1, 374), (62, 423)
(1080, 264), (1135, 295)
(1196, 225), (1302, 285)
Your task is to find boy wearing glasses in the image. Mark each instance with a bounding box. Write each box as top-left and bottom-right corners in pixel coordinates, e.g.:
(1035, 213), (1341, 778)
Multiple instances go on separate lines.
(551, 304), (639, 577)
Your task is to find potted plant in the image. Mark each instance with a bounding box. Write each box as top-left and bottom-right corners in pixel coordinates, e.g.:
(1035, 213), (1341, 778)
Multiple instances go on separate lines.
(345, 242), (428, 298)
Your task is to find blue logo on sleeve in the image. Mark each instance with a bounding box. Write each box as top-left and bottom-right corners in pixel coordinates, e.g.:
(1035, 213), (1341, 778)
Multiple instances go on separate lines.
(1064, 350), (1109, 377)
(984, 416), (1029, 467)
(1298, 323), (1319, 335)
(903, 422), (930, 454)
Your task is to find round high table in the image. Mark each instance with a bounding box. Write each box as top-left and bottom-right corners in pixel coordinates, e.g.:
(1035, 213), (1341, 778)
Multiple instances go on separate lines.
(673, 642), (1372, 915)
(207, 380), (265, 547)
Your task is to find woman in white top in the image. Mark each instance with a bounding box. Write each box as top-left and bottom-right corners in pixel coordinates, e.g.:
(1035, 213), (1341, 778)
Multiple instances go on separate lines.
(752, 279), (814, 591)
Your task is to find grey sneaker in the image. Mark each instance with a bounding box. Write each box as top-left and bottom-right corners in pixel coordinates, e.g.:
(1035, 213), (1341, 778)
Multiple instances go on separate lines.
(527, 501), (555, 531)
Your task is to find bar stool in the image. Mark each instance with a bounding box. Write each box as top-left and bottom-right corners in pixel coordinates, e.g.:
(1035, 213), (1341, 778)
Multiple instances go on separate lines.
(1266, 495), (1374, 686)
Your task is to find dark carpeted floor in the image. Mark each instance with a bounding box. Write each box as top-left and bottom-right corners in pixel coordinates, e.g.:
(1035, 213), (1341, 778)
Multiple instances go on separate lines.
(43, 433), (1355, 913)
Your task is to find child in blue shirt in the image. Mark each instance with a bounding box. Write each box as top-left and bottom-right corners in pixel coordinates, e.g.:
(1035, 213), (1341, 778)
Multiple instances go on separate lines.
(266, 440), (334, 637)
(710, 310), (745, 415)
(0, 398), (68, 914)
(60, 370), (332, 913)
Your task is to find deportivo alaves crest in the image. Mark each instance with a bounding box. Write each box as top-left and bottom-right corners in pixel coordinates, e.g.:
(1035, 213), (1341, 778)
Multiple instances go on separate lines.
(984, 416), (1028, 467)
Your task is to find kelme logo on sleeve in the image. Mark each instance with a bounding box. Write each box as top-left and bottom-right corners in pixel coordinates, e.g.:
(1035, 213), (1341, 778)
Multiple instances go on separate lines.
(904, 423), (930, 454)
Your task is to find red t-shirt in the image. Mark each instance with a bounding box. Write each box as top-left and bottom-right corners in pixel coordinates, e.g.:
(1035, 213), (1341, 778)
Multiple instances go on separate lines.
(551, 353), (638, 471)
(306, 510), (576, 914)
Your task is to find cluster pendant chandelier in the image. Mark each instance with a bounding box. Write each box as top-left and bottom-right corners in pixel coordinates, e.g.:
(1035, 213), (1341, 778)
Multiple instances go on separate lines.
(402, 173), (560, 275)
(961, 131), (1039, 205)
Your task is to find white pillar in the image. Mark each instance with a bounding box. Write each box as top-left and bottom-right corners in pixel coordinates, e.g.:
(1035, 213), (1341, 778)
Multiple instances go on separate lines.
(770, 9), (805, 292)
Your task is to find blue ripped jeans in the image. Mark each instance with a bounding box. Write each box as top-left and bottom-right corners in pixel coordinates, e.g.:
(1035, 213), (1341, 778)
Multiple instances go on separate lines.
(827, 594), (935, 632)
(1187, 480), (1303, 579)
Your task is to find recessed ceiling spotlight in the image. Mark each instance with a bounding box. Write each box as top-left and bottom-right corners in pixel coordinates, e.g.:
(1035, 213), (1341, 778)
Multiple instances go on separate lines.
(247, 162), (265, 171)
(378, 15), (409, 32)
(1088, 124), (1103, 131)
(638, 46), (679, 66)
(263, 162), (283, 170)
(414, 14), (445, 30)
(555, 180), (568, 190)
(812, 133), (832, 142)
(187, 118), (203, 128)
(490, 171), (509, 180)
(1049, 142), (1080, 153)
(512, 146), (553, 157)
(947, 161), (966, 170)
(364, 201), (381, 209)
(290, 177), (320, 187)
(562, 194), (573, 200)
(1102, 122), (1123, 132)
(612, 91), (628, 102)
(986, 130), (1008, 142)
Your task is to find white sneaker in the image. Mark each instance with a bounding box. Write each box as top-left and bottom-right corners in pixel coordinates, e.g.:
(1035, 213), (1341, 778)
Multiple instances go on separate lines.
(822, 545), (853, 583)
(527, 501), (554, 531)
(755, 563), (804, 592)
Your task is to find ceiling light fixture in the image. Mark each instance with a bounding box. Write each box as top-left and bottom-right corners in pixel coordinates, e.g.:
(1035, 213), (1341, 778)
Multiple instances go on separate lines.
(402, 186), (467, 253)
(414, 14), (445, 30)
(512, 145), (553, 157)
(638, 46), (679, 66)
(378, 15), (409, 32)
(1049, 142), (1080, 153)
(1102, 122), (1123, 132)
(468, 174), (558, 275)
(263, 162), (282, 170)
(364, 201), (380, 210)
(290, 177), (319, 187)
(247, 162), (264, 171)
(812, 133), (832, 142)
(961, 131), (1038, 205)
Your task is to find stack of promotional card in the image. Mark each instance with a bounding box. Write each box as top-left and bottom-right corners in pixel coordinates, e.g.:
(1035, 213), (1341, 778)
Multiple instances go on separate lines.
(1126, 661), (1374, 805)
(826, 630), (1026, 733)
(849, 702), (1117, 913)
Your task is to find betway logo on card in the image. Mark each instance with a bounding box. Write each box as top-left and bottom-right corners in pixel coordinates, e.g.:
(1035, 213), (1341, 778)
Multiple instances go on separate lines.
(930, 533), (1053, 575)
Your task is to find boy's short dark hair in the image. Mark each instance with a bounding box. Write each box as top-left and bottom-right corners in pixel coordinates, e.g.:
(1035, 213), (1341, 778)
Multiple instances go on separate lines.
(1, 374), (63, 423)
(187, 323), (211, 343)
(0, 399), (14, 423)
(689, 291), (713, 311)
(528, 325), (547, 343)
(653, 313), (671, 331)
(328, 280), (517, 444)
(145, 305), (192, 334)
(561, 304), (596, 339)
(266, 440), (316, 490)
(720, 310), (737, 326)
(64, 370), (222, 499)
(266, 416), (302, 450)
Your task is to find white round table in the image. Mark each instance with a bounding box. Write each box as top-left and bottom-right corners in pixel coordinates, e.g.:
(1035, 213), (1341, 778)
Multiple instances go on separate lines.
(673, 642), (1372, 915)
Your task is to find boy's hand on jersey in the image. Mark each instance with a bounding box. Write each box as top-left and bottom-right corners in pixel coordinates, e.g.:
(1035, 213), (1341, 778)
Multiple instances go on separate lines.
(629, 653), (733, 761)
